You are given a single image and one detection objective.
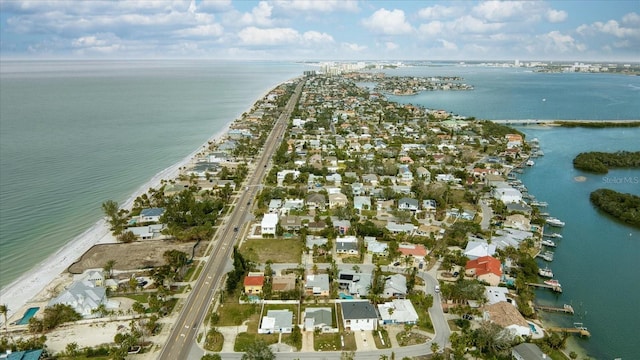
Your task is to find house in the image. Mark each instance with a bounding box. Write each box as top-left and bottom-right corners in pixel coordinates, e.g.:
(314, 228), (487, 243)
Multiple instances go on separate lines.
(384, 274), (407, 298)
(277, 170), (300, 185)
(485, 286), (512, 305)
(272, 274), (297, 293)
(336, 236), (359, 255)
(48, 279), (118, 318)
(305, 274), (330, 297)
(260, 310), (293, 334)
(139, 208), (164, 223)
(304, 307), (334, 332)
(333, 219), (351, 235)
(398, 243), (428, 265)
(305, 193), (326, 210)
(268, 199), (282, 213)
(328, 192), (348, 208)
(243, 272), (265, 295)
(353, 196), (371, 211)
(385, 222), (415, 235)
(378, 299), (419, 325)
(492, 185), (523, 204)
(398, 197), (419, 212)
(512, 343), (548, 360)
(261, 213), (279, 236)
(365, 238), (388, 255)
(351, 182), (365, 196)
(281, 199), (304, 213)
(306, 236), (328, 249)
(483, 301), (530, 338)
(465, 256), (502, 286)
(326, 173), (342, 185)
(416, 167), (431, 181)
(0, 349), (45, 360)
(464, 240), (497, 260)
(280, 216), (303, 231)
(128, 224), (165, 240)
(397, 165), (413, 182)
(337, 271), (372, 297)
(340, 301), (378, 331)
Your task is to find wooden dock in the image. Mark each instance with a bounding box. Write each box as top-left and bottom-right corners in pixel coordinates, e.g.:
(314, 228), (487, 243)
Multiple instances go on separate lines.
(547, 326), (591, 337)
(527, 282), (563, 293)
(534, 304), (574, 314)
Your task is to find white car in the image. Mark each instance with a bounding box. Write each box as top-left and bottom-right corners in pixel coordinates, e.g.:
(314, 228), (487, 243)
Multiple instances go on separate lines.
(435, 285), (440, 293)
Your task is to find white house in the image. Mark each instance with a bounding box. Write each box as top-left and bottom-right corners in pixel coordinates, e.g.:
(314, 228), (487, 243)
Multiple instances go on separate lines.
(261, 214), (279, 235)
(48, 280), (118, 318)
(378, 299), (419, 325)
(139, 208), (164, 223)
(384, 274), (407, 298)
(336, 236), (359, 255)
(260, 310), (293, 334)
(492, 186), (523, 204)
(340, 301), (378, 331)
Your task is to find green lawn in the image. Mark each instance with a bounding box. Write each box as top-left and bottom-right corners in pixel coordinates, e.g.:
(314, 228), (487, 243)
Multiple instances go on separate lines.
(234, 332), (279, 352)
(314, 333), (342, 351)
(240, 238), (303, 263)
(373, 328), (391, 349)
(216, 302), (259, 326)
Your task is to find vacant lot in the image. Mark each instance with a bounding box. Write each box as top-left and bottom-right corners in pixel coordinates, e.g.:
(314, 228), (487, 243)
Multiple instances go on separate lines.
(68, 240), (208, 274)
(240, 238), (303, 263)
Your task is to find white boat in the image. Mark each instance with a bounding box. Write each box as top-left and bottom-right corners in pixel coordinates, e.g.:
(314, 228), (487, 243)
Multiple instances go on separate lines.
(543, 232), (563, 238)
(531, 201), (548, 207)
(539, 267), (554, 278)
(546, 217), (565, 227)
(538, 251), (554, 261)
(541, 239), (556, 247)
(544, 279), (561, 287)
(526, 160), (535, 166)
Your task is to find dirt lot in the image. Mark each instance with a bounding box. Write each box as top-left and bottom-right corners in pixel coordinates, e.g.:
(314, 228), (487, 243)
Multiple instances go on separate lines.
(68, 240), (210, 274)
(240, 238), (302, 264)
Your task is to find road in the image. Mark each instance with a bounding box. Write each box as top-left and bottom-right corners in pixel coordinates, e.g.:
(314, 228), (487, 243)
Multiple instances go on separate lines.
(157, 79), (305, 360)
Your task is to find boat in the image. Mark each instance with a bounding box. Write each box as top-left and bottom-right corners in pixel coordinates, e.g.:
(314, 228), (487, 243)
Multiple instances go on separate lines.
(541, 239), (556, 247)
(543, 232), (563, 238)
(531, 201), (548, 207)
(540, 212), (550, 217)
(526, 160), (535, 166)
(538, 267), (554, 278)
(546, 217), (565, 227)
(537, 251), (554, 261)
(544, 279), (561, 287)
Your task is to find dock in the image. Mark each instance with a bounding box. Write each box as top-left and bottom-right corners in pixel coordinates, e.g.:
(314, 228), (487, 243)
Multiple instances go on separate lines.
(534, 304), (574, 314)
(547, 324), (591, 337)
(527, 282), (563, 293)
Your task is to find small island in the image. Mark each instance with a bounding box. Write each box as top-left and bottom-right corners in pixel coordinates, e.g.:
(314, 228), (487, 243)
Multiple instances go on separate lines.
(573, 151), (640, 174)
(590, 189), (640, 228)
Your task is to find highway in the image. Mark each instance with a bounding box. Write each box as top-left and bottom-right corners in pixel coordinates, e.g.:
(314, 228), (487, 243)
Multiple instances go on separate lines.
(157, 79), (305, 360)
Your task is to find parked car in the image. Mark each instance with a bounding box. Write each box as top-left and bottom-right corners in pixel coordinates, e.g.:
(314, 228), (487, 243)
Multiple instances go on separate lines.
(435, 285), (440, 293)
(462, 314), (474, 320)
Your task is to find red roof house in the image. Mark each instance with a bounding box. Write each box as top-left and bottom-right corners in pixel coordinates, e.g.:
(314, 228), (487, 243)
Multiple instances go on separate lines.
(465, 256), (502, 286)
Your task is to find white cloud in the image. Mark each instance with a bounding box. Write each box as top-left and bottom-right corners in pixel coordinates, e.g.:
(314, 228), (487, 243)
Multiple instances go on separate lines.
(272, 0), (359, 13)
(546, 9), (568, 23)
(237, 26), (298, 45)
(418, 21), (445, 37)
(448, 15), (504, 34)
(239, 1), (274, 27)
(417, 5), (462, 20)
(473, 1), (532, 22)
(197, 0), (232, 13)
(385, 42), (398, 50)
(362, 8), (413, 35)
(538, 31), (586, 53)
(438, 39), (458, 51)
(622, 12), (640, 26)
(302, 31), (334, 43)
(71, 32), (123, 54)
(341, 42), (367, 52)
(174, 24), (224, 37)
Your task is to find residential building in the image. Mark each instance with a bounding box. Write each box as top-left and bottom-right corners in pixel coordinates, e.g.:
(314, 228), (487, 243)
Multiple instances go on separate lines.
(336, 236), (359, 255)
(139, 207), (164, 223)
(328, 192), (348, 208)
(304, 307), (334, 332)
(378, 299), (419, 325)
(465, 256), (502, 286)
(305, 274), (330, 297)
(483, 301), (530, 338)
(337, 271), (372, 297)
(464, 240), (496, 260)
(272, 274), (297, 293)
(398, 197), (419, 212)
(398, 243), (428, 264)
(243, 273), (265, 295)
(384, 274), (407, 298)
(261, 213), (279, 235)
(511, 343), (548, 360)
(260, 310), (293, 334)
(340, 301), (378, 331)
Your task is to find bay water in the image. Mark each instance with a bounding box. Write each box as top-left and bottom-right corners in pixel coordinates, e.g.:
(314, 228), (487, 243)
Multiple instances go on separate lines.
(1, 61), (638, 358)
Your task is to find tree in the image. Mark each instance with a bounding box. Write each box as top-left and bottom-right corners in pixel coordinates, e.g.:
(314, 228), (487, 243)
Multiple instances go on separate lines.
(132, 302), (146, 318)
(118, 230), (137, 243)
(103, 259), (116, 278)
(102, 200), (127, 235)
(340, 351), (355, 360)
(0, 304), (7, 335)
(65, 342), (80, 358)
(241, 339), (274, 360)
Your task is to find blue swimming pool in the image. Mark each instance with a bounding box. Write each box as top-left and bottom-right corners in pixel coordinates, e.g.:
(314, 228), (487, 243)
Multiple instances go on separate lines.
(16, 307), (39, 325)
(528, 322), (538, 334)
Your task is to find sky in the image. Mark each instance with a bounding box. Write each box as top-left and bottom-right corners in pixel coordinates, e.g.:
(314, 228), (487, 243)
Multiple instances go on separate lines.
(0, 0), (638, 61)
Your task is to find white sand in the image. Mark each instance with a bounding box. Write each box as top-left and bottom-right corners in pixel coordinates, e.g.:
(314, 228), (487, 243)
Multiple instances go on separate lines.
(0, 124), (233, 324)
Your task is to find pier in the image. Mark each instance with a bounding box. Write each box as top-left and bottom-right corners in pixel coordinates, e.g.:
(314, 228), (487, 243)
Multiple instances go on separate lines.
(527, 282), (562, 293)
(534, 304), (574, 314)
(547, 324), (591, 337)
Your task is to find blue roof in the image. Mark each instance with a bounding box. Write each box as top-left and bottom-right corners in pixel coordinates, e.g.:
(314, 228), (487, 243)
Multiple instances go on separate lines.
(7, 349), (44, 360)
(140, 207), (164, 217)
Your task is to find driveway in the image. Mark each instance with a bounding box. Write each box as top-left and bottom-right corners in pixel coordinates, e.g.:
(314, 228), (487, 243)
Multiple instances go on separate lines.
(353, 329), (376, 351)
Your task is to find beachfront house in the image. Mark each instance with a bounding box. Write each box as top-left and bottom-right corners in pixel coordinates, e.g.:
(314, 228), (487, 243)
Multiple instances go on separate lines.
(48, 279), (119, 318)
(139, 208), (164, 223)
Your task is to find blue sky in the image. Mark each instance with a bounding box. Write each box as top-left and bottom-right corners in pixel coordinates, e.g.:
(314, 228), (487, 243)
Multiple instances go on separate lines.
(1, 0), (638, 61)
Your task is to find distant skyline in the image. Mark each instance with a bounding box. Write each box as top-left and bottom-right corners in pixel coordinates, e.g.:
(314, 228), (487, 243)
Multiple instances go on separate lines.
(1, 0), (638, 62)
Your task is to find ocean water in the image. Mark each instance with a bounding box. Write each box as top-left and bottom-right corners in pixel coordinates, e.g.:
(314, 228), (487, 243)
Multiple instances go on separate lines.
(0, 60), (308, 289)
(1, 62), (638, 357)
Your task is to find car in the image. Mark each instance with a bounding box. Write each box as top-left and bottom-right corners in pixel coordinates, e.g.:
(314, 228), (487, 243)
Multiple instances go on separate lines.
(233, 226), (239, 232)
(435, 285), (440, 293)
(393, 262), (401, 267)
(462, 314), (474, 320)
(453, 271), (459, 277)
(418, 262), (424, 269)
(247, 201), (251, 206)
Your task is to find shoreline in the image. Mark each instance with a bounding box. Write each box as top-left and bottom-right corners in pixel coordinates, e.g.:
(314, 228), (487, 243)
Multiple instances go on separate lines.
(0, 89), (266, 323)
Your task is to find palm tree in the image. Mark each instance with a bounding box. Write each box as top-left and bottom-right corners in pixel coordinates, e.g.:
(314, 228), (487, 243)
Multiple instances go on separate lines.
(0, 304), (8, 335)
(104, 259), (116, 278)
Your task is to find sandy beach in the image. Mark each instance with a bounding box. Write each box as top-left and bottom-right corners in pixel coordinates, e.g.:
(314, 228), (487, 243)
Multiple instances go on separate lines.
(0, 123), (234, 325)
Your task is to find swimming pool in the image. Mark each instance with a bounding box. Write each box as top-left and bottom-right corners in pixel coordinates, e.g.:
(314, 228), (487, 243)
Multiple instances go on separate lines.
(528, 322), (538, 334)
(16, 307), (39, 325)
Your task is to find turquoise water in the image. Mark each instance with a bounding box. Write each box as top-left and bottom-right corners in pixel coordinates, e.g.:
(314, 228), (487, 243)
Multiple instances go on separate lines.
(16, 307), (39, 325)
(0, 60), (308, 289)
